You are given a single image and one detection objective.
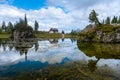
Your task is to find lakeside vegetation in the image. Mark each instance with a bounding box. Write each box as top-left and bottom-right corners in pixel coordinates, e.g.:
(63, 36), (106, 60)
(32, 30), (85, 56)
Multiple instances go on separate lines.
(0, 32), (72, 38)
(0, 33), (9, 38)
(0, 14), (77, 39)
(78, 10), (120, 43)
(77, 42), (120, 59)
(36, 31), (72, 38)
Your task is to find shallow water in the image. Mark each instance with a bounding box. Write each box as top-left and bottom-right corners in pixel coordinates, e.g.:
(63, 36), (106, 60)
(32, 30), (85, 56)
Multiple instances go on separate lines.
(0, 38), (120, 80)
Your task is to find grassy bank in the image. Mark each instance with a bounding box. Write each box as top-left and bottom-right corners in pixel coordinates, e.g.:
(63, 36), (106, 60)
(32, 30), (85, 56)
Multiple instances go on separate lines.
(0, 33), (10, 38)
(0, 31), (73, 38)
(77, 24), (120, 42)
(36, 32), (72, 38)
(36, 32), (61, 38)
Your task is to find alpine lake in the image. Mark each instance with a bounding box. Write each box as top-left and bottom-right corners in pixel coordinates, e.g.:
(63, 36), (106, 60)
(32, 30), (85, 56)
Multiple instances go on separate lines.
(0, 38), (120, 80)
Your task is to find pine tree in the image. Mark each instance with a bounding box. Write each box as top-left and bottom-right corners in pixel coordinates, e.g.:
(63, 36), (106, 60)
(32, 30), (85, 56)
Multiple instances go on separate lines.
(34, 20), (39, 33)
(111, 16), (118, 23)
(7, 22), (14, 33)
(89, 10), (101, 25)
(14, 18), (27, 32)
(24, 14), (27, 27)
(105, 17), (110, 24)
(2, 21), (6, 32)
(111, 16), (116, 23)
(115, 16), (118, 23)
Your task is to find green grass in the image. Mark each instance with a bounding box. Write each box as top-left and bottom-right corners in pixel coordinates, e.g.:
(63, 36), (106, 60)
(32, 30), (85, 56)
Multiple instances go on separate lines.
(0, 33), (9, 38)
(77, 24), (120, 42)
(36, 31), (72, 38)
(36, 32), (61, 38)
(0, 32), (72, 38)
(96, 24), (119, 32)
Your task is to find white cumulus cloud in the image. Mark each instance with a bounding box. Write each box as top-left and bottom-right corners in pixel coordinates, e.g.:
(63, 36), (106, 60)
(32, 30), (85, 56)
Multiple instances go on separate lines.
(0, 4), (84, 32)
(1, 0), (120, 32)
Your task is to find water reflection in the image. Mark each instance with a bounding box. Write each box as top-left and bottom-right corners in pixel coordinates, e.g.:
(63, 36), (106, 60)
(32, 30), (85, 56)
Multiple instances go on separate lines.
(77, 42), (120, 79)
(77, 42), (120, 59)
(0, 38), (9, 51)
(87, 59), (98, 72)
(13, 39), (39, 61)
(70, 38), (77, 43)
(0, 39), (120, 80)
(0, 38), (81, 66)
(48, 39), (58, 44)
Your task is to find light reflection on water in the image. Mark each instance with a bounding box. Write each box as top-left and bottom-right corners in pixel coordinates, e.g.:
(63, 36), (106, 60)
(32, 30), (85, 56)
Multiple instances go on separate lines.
(0, 38), (120, 79)
(0, 38), (91, 65)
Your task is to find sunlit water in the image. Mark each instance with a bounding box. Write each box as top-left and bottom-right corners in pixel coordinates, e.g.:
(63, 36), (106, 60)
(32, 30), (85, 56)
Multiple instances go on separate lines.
(0, 38), (120, 80)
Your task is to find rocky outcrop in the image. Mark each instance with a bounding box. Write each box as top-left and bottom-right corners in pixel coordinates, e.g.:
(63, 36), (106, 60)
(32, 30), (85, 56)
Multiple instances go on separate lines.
(11, 26), (35, 41)
(78, 24), (120, 43)
(95, 28), (120, 43)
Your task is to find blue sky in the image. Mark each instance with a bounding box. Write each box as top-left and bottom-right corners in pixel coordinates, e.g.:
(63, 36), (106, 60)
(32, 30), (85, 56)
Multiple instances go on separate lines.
(0, 0), (120, 32)
(11, 0), (47, 10)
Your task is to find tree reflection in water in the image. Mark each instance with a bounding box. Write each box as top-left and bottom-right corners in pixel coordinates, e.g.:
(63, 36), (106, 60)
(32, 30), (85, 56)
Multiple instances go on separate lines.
(13, 38), (39, 61)
(0, 38), (39, 61)
(77, 42), (120, 59)
(77, 42), (120, 70)
(0, 39), (120, 80)
(48, 38), (58, 44)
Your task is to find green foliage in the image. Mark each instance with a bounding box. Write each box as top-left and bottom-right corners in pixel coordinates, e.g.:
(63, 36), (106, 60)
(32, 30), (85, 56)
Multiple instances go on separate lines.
(34, 20), (39, 33)
(12, 14), (35, 38)
(0, 28), (2, 33)
(6, 22), (14, 33)
(36, 31), (61, 38)
(89, 10), (101, 25)
(77, 23), (120, 42)
(97, 24), (119, 32)
(102, 16), (120, 25)
(14, 16), (33, 33)
(35, 31), (71, 38)
(105, 17), (110, 24)
(1, 21), (6, 32)
(111, 16), (117, 23)
(78, 30), (95, 41)
(70, 30), (78, 37)
(77, 42), (120, 59)
(14, 18), (26, 32)
(0, 33), (9, 38)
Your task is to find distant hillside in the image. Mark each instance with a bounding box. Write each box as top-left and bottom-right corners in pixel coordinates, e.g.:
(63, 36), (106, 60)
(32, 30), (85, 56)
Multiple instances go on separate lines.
(77, 24), (120, 43)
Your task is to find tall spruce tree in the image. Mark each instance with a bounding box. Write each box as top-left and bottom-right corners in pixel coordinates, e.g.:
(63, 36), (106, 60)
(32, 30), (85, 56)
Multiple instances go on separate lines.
(115, 16), (118, 23)
(7, 22), (14, 33)
(24, 14), (27, 27)
(111, 16), (117, 23)
(2, 21), (6, 32)
(105, 17), (110, 24)
(34, 20), (39, 33)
